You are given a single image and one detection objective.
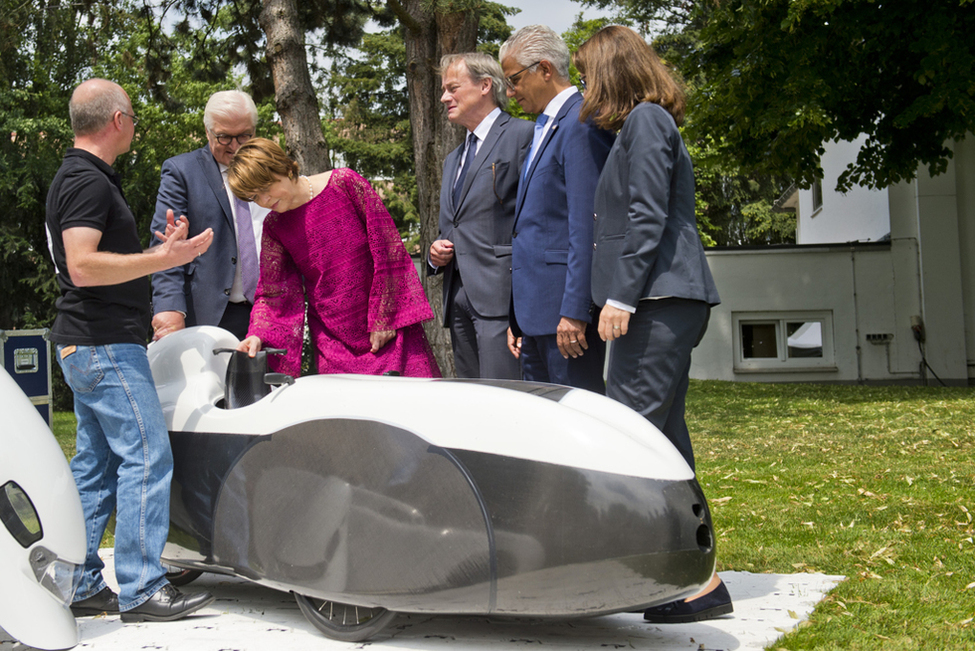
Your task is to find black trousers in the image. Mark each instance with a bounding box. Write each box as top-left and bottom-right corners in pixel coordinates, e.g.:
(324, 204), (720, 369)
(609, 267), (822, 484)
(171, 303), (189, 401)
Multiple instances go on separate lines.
(605, 298), (710, 471)
(218, 301), (253, 341)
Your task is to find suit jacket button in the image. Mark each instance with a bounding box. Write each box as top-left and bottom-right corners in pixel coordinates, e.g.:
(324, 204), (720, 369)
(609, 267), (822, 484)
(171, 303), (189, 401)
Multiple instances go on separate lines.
(231, 256), (237, 264)
(593, 243), (597, 250)
(224, 289), (231, 296)
(593, 212), (597, 221)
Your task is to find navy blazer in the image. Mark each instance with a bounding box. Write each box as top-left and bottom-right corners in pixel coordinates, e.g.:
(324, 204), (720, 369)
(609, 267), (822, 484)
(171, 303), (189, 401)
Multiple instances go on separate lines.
(511, 92), (615, 337)
(150, 145), (240, 327)
(433, 112), (533, 321)
(591, 102), (720, 307)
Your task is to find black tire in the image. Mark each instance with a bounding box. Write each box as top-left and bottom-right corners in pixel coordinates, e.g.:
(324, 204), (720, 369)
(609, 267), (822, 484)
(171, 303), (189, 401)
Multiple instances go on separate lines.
(294, 594), (397, 642)
(165, 568), (203, 587)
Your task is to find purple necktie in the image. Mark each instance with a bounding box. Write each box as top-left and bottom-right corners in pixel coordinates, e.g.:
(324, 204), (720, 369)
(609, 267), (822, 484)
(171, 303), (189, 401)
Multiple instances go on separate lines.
(234, 196), (259, 303)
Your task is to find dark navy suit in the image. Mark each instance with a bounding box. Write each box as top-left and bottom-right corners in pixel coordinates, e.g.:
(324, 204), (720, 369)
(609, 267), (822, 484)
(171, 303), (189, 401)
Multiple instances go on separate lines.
(510, 91), (614, 391)
(592, 102), (720, 468)
(150, 145), (242, 331)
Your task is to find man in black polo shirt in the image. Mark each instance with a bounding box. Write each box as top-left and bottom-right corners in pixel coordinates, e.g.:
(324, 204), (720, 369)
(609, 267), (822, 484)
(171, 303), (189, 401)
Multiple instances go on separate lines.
(46, 78), (216, 622)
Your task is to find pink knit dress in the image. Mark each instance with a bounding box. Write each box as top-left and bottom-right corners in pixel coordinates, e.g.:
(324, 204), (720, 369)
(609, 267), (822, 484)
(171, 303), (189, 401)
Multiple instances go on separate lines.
(247, 168), (441, 378)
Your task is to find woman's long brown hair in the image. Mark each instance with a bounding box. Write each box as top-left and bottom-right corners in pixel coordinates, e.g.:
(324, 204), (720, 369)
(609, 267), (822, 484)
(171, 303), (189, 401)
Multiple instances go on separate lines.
(574, 25), (686, 132)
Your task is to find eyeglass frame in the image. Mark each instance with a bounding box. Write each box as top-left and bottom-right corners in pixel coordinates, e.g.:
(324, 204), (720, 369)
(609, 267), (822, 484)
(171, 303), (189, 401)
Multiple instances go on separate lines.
(118, 111), (139, 126)
(504, 61), (542, 90)
(208, 129), (254, 146)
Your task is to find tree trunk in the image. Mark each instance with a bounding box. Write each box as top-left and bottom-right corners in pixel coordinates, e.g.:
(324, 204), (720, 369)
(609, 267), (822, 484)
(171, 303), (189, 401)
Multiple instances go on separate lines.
(399, 0), (478, 377)
(260, 0), (332, 174)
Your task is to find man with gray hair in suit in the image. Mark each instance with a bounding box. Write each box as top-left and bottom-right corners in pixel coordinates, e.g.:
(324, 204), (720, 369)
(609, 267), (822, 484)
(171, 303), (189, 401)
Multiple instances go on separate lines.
(150, 90), (270, 340)
(430, 53), (533, 379)
(499, 25), (614, 391)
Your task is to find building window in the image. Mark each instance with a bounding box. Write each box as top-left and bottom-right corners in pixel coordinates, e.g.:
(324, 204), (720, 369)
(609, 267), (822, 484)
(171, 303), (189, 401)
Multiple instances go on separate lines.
(733, 311), (835, 372)
(741, 322), (778, 358)
(811, 180), (823, 213)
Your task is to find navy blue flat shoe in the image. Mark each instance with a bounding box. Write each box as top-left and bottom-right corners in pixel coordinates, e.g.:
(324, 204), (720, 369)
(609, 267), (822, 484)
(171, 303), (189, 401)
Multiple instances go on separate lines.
(643, 578), (733, 623)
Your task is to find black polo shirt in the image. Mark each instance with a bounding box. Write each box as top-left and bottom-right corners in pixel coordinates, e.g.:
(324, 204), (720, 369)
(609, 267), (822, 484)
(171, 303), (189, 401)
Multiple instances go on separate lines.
(46, 148), (150, 346)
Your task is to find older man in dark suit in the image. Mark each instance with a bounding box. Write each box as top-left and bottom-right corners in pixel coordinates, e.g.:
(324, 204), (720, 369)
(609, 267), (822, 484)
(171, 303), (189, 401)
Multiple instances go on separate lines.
(150, 90), (269, 340)
(430, 53), (533, 379)
(499, 25), (614, 391)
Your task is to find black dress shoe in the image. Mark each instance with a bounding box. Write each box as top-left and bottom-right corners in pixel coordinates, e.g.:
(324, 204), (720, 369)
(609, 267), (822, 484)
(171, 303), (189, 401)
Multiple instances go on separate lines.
(120, 584), (215, 623)
(71, 587), (119, 617)
(643, 578), (734, 623)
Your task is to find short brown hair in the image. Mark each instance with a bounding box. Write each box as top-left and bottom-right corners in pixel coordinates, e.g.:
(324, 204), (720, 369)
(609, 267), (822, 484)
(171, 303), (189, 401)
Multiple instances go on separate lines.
(574, 25), (685, 131)
(440, 53), (508, 109)
(227, 137), (299, 200)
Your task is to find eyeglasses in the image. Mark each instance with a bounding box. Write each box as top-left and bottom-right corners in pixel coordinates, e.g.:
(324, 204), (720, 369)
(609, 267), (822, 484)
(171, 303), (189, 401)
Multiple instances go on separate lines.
(579, 77), (587, 90)
(119, 111), (139, 126)
(504, 61), (541, 89)
(211, 131), (253, 146)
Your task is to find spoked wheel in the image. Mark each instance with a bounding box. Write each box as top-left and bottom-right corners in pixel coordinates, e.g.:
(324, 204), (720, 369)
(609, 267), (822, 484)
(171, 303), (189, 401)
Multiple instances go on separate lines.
(164, 567), (203, 587)
(294, 594), (397, 642)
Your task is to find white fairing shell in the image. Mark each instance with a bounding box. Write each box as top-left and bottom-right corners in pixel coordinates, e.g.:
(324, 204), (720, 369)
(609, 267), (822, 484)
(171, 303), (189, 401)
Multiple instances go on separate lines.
(148, 326), (693, 482)
(0, 368), (85, 650)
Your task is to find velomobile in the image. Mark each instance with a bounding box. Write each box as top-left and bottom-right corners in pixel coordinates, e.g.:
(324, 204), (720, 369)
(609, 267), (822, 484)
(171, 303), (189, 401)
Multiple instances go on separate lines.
(0, 367), (85, 650)
(148, 326), (716, 641)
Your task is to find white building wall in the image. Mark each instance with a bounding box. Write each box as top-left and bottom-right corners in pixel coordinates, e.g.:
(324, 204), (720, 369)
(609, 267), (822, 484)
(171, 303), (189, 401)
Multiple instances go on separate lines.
(691, 245), (921, 383)
(953, 136), (975, 379)
(797, 135), (891, 244)
(911, 156), (968, 381)
(692, 135), (973, 385)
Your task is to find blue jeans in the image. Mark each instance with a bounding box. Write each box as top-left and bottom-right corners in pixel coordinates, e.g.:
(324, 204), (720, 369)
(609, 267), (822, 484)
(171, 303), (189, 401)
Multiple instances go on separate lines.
(57, 343), (172, 611)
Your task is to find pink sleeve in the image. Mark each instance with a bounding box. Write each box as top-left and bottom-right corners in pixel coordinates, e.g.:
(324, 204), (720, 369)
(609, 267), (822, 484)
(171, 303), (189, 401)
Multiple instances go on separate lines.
(247, 221), (305, 377)
(341, 170), (434, 332)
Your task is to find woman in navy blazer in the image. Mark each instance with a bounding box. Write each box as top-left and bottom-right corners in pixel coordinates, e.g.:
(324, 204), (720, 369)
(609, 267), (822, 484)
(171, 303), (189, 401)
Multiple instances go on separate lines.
(574, 25), (730, 623)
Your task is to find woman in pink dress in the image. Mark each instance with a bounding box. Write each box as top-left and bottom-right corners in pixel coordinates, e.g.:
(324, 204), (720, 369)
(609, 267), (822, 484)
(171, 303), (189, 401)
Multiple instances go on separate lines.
(227, 138), (440, 378)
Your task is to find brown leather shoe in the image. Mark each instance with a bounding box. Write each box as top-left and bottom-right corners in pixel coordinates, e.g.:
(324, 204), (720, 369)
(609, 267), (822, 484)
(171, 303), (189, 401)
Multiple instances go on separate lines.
(120, 584), (214, 623)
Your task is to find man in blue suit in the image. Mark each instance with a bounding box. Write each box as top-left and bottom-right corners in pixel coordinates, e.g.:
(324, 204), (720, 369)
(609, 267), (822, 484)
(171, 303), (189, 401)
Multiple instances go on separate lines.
(150, 90), (269, 340)
(430, 53), (533, 379)
(499, 25), (614, 392)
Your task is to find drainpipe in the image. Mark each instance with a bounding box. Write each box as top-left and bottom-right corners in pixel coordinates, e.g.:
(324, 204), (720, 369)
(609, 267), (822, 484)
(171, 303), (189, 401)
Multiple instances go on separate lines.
(850, 247), (863, 383)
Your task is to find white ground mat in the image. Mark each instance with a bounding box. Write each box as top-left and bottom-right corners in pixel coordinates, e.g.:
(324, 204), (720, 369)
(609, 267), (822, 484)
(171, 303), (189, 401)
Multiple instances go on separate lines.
(2, 550), (844, 651)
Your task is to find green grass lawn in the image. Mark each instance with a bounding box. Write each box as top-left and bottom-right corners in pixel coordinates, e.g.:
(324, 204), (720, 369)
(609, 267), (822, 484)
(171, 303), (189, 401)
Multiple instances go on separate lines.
(689, 381), (975, 650)
(52, 380), (975, 649)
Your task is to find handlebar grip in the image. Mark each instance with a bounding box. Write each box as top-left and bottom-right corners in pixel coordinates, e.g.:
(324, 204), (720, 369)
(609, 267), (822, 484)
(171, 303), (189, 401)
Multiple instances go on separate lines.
(213, 347), (287, 356)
